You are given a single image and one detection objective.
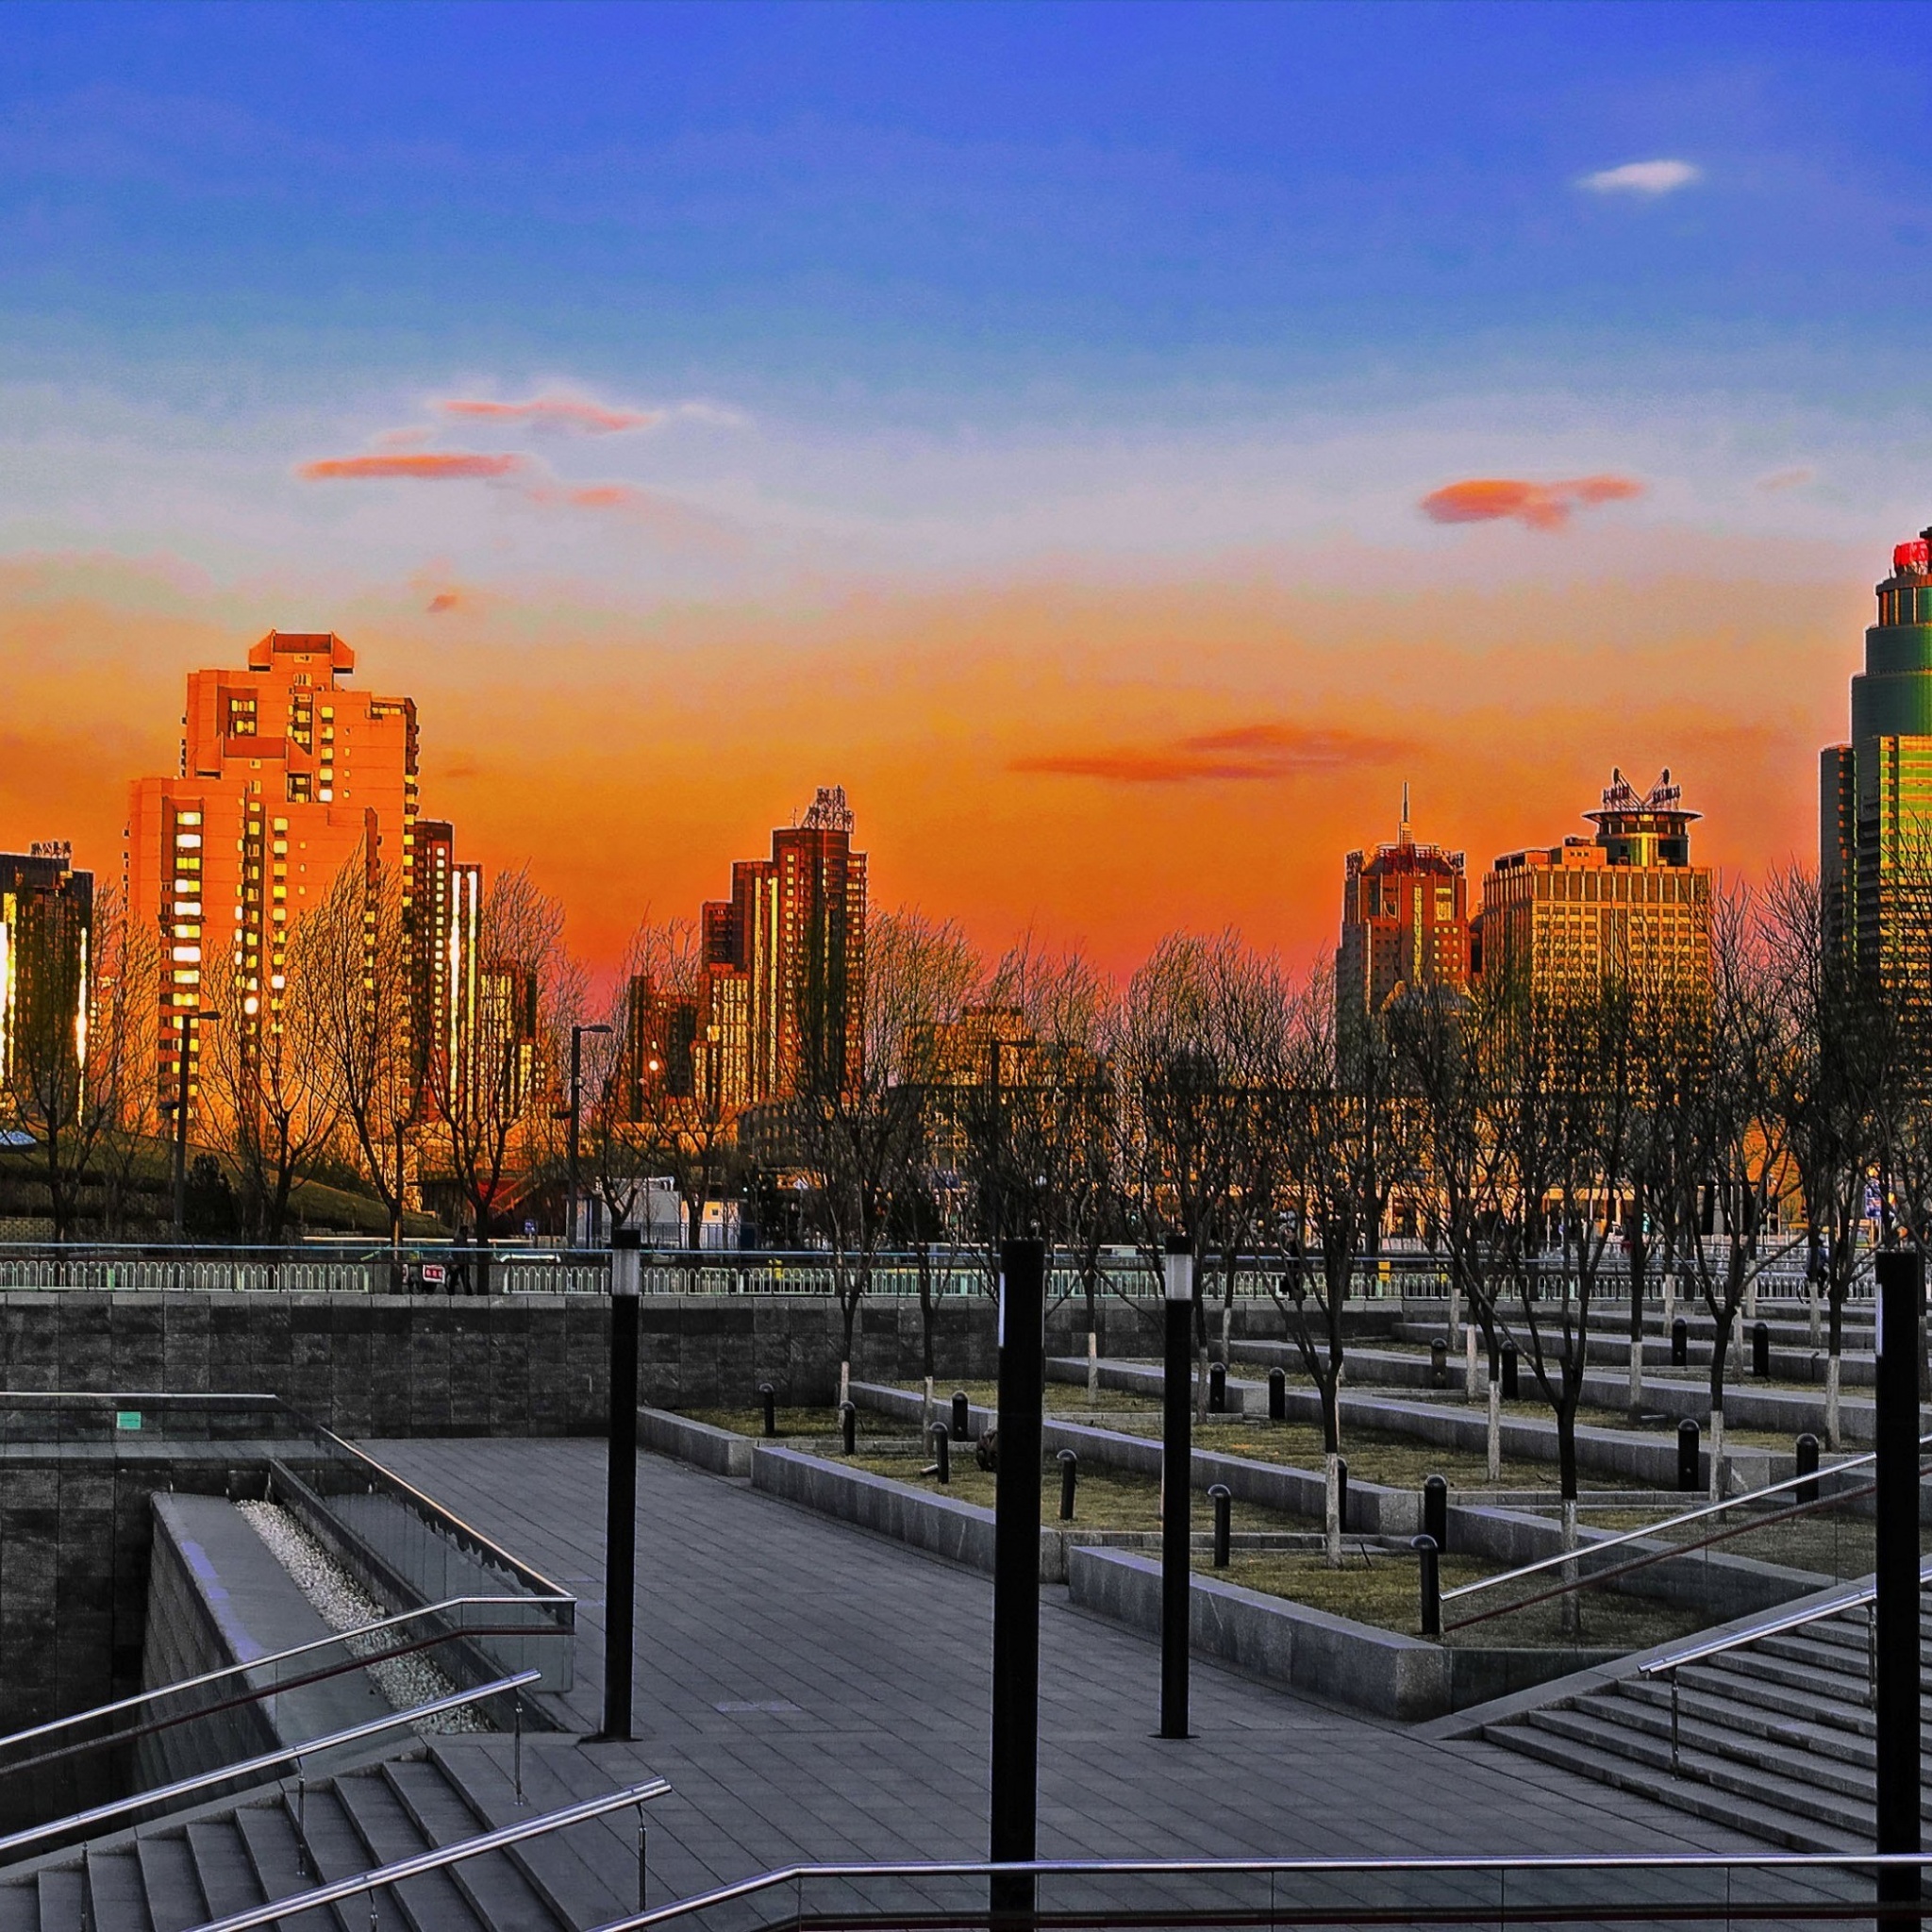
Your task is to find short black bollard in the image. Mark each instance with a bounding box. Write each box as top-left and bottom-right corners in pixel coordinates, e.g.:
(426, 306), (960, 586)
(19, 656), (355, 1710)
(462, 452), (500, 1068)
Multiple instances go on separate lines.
(1268, 1366), (1286, 1422)
(1057, 1449), (1078, 1522)
(1795, 1431), (1820, 1506)
(1671, 1318), (1688, 1367)
(1676, 1417), (1700, 1491)
(840, 1401), (857, 1455)
(953, 1390), (971, 1441)
(931, 1422), (951, 1484)
(1209, 1483), (1232, 1567)
(758, 1383), (776, 1439)
(1430, 1338), (1448, 1388)
(1336, 1456), (1348, 1534)
(1414, 1534), (1441, 1638)
(1500, 1340), (1519, 1401)
(1208, 1362), (1227, 1413)
(1753, 1321), (1771, 1379)
(1423, 1473), (1448, 1554)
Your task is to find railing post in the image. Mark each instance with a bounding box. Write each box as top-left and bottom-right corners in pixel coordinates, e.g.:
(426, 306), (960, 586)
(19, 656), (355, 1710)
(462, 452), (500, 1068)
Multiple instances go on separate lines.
(1669, 1671), (1680, 1776)
(1414, 1535), (1441, 1638)
(953, 1390), (971, 1441)
(1423, 1473), (1447, 1553)
(930, 1423), (950, 1484)
(637, 1813), (648, 1915)
(1058, 1449), (1078, 1523)
(1676, 1418), (1700, 1492)
(513, 1700), (525, 1806)
(597, 1231), (641, 1743)
(1268, 1367), (1285, 1423)
(840, 1402), (857, 1455)
(1752, 1321), (1771, 1379)
(1794, 1431), (1819, 1506)
(1671, 1317), (1688, 1367)
(758, 1383), (776, 1439)
(1209, 1483), (1231, 1567)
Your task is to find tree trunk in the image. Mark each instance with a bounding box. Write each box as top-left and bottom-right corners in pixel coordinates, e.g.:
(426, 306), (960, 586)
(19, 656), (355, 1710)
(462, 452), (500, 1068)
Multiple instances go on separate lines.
(1324, 1449), (1342, 1569)
(1087, 1328), (1099, 1408)
(1825, 1292), (1843, 1452)
(1557, 1406), (1580, 1637)
(1463, 1324), (1478, 1407)
(1487, 1372), (1502, 1482)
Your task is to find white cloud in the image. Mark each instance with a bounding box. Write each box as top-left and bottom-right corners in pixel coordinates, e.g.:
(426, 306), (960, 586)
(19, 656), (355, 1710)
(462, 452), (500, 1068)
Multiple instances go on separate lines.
(1578, 158), (1701, 197)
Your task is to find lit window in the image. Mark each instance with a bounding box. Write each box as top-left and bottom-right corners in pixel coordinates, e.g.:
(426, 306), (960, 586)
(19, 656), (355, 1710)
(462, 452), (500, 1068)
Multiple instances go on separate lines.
(175, 832), (202, 849)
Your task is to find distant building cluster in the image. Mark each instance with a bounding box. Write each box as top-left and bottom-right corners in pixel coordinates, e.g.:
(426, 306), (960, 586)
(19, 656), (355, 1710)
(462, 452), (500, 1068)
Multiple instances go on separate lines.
(0, 844), (93, 1116)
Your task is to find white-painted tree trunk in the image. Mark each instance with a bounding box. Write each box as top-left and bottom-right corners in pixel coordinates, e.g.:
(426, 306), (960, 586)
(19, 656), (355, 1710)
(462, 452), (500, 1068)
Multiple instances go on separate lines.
(1448, 1279), (1461, 1350)
(1744, 1274), (1758, 1323)
(1661, 1271), (1675, 1333)
(840, 1359), (850, 1409)
(1627, 1332), (1643, 1413)
(1464, 1325), (1478, 1406)
(1807, 1274), (1822, 1348)
(1708, 1406), (1725, 1502)
(1222, 1298), (1233, 1364)
(1487, 1377), (1502, 1482)
(1324, 1450), (1342, 1568)
(1558, 1496), (1580, 1637)
(924, 1374), (934, 1435)
(1087, 1330), (1099, 1408)
(1825, 1351), (1842, 1452)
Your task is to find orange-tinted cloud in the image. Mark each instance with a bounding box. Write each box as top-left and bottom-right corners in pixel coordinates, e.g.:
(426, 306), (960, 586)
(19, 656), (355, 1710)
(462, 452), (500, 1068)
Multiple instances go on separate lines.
(299, 452), (527, 481)
(1012, 721), (1410, 784)
(1421, 474), (1643, 531)
(426, 591), (462, 613)
(440, 395), (661, 434)
(526, 480), (742, 552)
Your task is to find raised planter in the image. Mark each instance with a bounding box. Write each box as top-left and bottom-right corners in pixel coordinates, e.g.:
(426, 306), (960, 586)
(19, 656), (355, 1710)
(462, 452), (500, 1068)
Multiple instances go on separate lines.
(639, 1406), (753, 1477)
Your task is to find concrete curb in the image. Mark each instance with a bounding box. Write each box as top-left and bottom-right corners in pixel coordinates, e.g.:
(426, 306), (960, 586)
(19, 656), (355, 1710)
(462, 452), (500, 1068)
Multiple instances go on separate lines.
(749, 1442), (1065, 1580)
(639, 1406), (753, 1477)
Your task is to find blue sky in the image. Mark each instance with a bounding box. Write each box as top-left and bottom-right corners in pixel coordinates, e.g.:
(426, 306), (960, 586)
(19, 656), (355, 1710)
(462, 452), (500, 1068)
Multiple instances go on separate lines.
(4, 3), (1928, 963)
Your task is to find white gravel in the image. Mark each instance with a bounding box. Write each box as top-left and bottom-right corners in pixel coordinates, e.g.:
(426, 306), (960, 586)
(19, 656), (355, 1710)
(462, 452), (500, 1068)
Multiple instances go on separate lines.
(235, 1500), (488, 1733)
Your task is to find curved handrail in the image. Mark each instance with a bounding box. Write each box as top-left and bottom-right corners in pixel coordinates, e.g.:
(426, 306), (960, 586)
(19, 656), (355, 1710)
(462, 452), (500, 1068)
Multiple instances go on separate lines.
(586, 1850), (1932, 1932)
(1640, 1555), (1932, 1678)
(0, 1670), (539, 1861)
(1438, 1431), (1931, 1610)
(184, 1776), (670, 1932)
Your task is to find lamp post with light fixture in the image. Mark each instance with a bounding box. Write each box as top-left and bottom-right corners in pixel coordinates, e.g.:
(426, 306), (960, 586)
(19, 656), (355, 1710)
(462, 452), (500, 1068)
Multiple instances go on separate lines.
(170, 1008), (220, 1243)
(1161, 1233), (1195, 1740)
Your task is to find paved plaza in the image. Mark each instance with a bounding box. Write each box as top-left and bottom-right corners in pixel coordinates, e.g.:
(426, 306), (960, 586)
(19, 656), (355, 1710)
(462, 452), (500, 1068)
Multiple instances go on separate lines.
(364, 1439), (1760, 1906)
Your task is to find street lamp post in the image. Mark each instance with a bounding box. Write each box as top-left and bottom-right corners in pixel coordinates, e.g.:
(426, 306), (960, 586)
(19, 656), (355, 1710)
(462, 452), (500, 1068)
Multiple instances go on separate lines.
(1160, 1234), (1195, 1740)
(598, 1226), (642, 1741)
(170, 1008), (220, 1243)
(565, 1023), (613, 1250)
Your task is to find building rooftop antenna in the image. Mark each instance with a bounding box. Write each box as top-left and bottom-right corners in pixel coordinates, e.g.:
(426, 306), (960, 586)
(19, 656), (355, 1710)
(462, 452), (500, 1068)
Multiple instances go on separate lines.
(1399, 782), (1410, 845)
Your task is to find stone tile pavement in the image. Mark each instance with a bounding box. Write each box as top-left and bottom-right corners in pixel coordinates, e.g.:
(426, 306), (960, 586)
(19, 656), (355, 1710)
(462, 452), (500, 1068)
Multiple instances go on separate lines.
(365, 1439), (1762, 1907)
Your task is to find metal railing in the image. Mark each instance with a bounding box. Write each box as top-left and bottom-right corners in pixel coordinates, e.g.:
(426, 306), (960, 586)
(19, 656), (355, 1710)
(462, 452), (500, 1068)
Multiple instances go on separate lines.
(582, 1853), (1931, 1932)
(1641, 1557), (1932, 1775)
(183, 1775), (670, 1932)
(0, 1672), (539, 1863)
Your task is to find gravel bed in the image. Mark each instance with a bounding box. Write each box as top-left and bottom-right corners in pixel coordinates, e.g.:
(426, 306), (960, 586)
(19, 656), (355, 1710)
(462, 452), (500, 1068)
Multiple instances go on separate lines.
(235, 1500), (487, 1732)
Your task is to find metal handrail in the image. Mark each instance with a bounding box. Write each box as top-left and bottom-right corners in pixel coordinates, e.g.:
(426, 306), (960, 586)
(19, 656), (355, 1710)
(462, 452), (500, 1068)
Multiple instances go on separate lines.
(1438, 1431), (1930, 1608)
(0, 1597), (554, 1759)
(588, 1851), (1932, 1932)
(183, 1776), (670, 1932)
(0, 1391), (578, 1610)
(1640, 1555), (1932, 1679)
(0, 1670), (539, 1861)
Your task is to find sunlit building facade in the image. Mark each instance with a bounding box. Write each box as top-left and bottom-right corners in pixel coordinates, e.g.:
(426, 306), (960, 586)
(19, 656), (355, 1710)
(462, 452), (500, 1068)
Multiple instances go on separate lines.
(699, 786), (868, 1106)
(1476, 770), (1712, 1000)
(1822, 527), (1932, 991)
(125, 631), (420, 1123)
(1336, 791), (1470, 1022)
(0, 843), (93, 1117)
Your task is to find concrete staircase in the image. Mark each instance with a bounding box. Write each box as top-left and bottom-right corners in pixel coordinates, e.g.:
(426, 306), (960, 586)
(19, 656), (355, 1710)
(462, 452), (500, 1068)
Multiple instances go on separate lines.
(1480, 1601), (1931, 1851)
(0, 1741), (643, 1932)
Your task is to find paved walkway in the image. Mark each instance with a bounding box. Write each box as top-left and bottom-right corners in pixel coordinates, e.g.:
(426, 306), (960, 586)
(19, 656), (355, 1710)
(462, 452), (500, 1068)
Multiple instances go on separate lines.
(366, 1439), (1758, 1906)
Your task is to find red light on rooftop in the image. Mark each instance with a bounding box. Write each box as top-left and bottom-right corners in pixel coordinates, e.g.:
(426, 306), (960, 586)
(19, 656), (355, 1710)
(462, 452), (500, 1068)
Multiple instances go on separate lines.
(1895, 539), (1930, 574)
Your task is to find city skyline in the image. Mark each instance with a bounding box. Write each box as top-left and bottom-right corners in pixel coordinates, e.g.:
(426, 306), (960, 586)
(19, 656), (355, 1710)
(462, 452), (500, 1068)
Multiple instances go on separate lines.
(4, 6), (1926, 974)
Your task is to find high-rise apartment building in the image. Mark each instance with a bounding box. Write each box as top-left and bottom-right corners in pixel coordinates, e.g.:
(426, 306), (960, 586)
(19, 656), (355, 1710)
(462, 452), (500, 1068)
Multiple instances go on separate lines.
(1335, 791), (1470, 1022)
(699, 786), (868, 1106)
(410, 819), (483, 1110)
(1476, 770), (1711, 999)
(1822, 527), (1932, 987)
(0, 843), (93, 1115)
(126, 631), (420, 1120)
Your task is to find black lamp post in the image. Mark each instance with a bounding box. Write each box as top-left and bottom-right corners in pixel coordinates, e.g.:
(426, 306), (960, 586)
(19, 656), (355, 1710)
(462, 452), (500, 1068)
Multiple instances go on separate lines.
(597, 1226), (642, 1741)
(169, 1008), (220, 1242)
(1161, 1233), (1194, 1740)
(1874, 1248), (1923, 1910)
(565, 1022), (612, 1250)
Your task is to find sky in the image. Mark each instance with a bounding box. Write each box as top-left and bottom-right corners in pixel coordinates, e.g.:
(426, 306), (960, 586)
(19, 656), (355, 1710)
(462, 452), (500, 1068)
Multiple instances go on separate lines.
(4, 1), (1931, 976)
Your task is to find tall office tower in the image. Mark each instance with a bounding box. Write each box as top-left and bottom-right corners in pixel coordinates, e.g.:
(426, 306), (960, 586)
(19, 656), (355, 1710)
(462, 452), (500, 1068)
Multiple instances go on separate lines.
(1477, 769), (1712, 998)
(699, 786), (869, 1105)
(1822, 527), (1932, 988)
(0, 843), (94, 1114)
(1335, 790), (1470, 1022)
(126, 631), (420, 1124)
(409, 820), (485, 1109)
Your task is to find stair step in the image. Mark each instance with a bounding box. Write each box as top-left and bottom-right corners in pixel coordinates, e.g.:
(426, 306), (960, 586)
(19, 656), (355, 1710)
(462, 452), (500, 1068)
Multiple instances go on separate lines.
(1505, 1707), (1880, 1841)
(133, 1836), (208, 1932)
(37, 1866), (83, 1932)
(427, 1746), (628, 1932)
(329, 1771), (484, 1932)
(79, 1849), (152, 1932)
(1672, 1661), (1883, 1736)
(183, 1822), (265, 1925)
(380, 1760), (557, 1932)
(1570, 1693), (1880, 1801)
(232, 1799), (347, 1932)
(1482, 1721), (1857, 1854)
(1616, 1679), (1875, 1770)
(0, 1883), (36, 1932)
